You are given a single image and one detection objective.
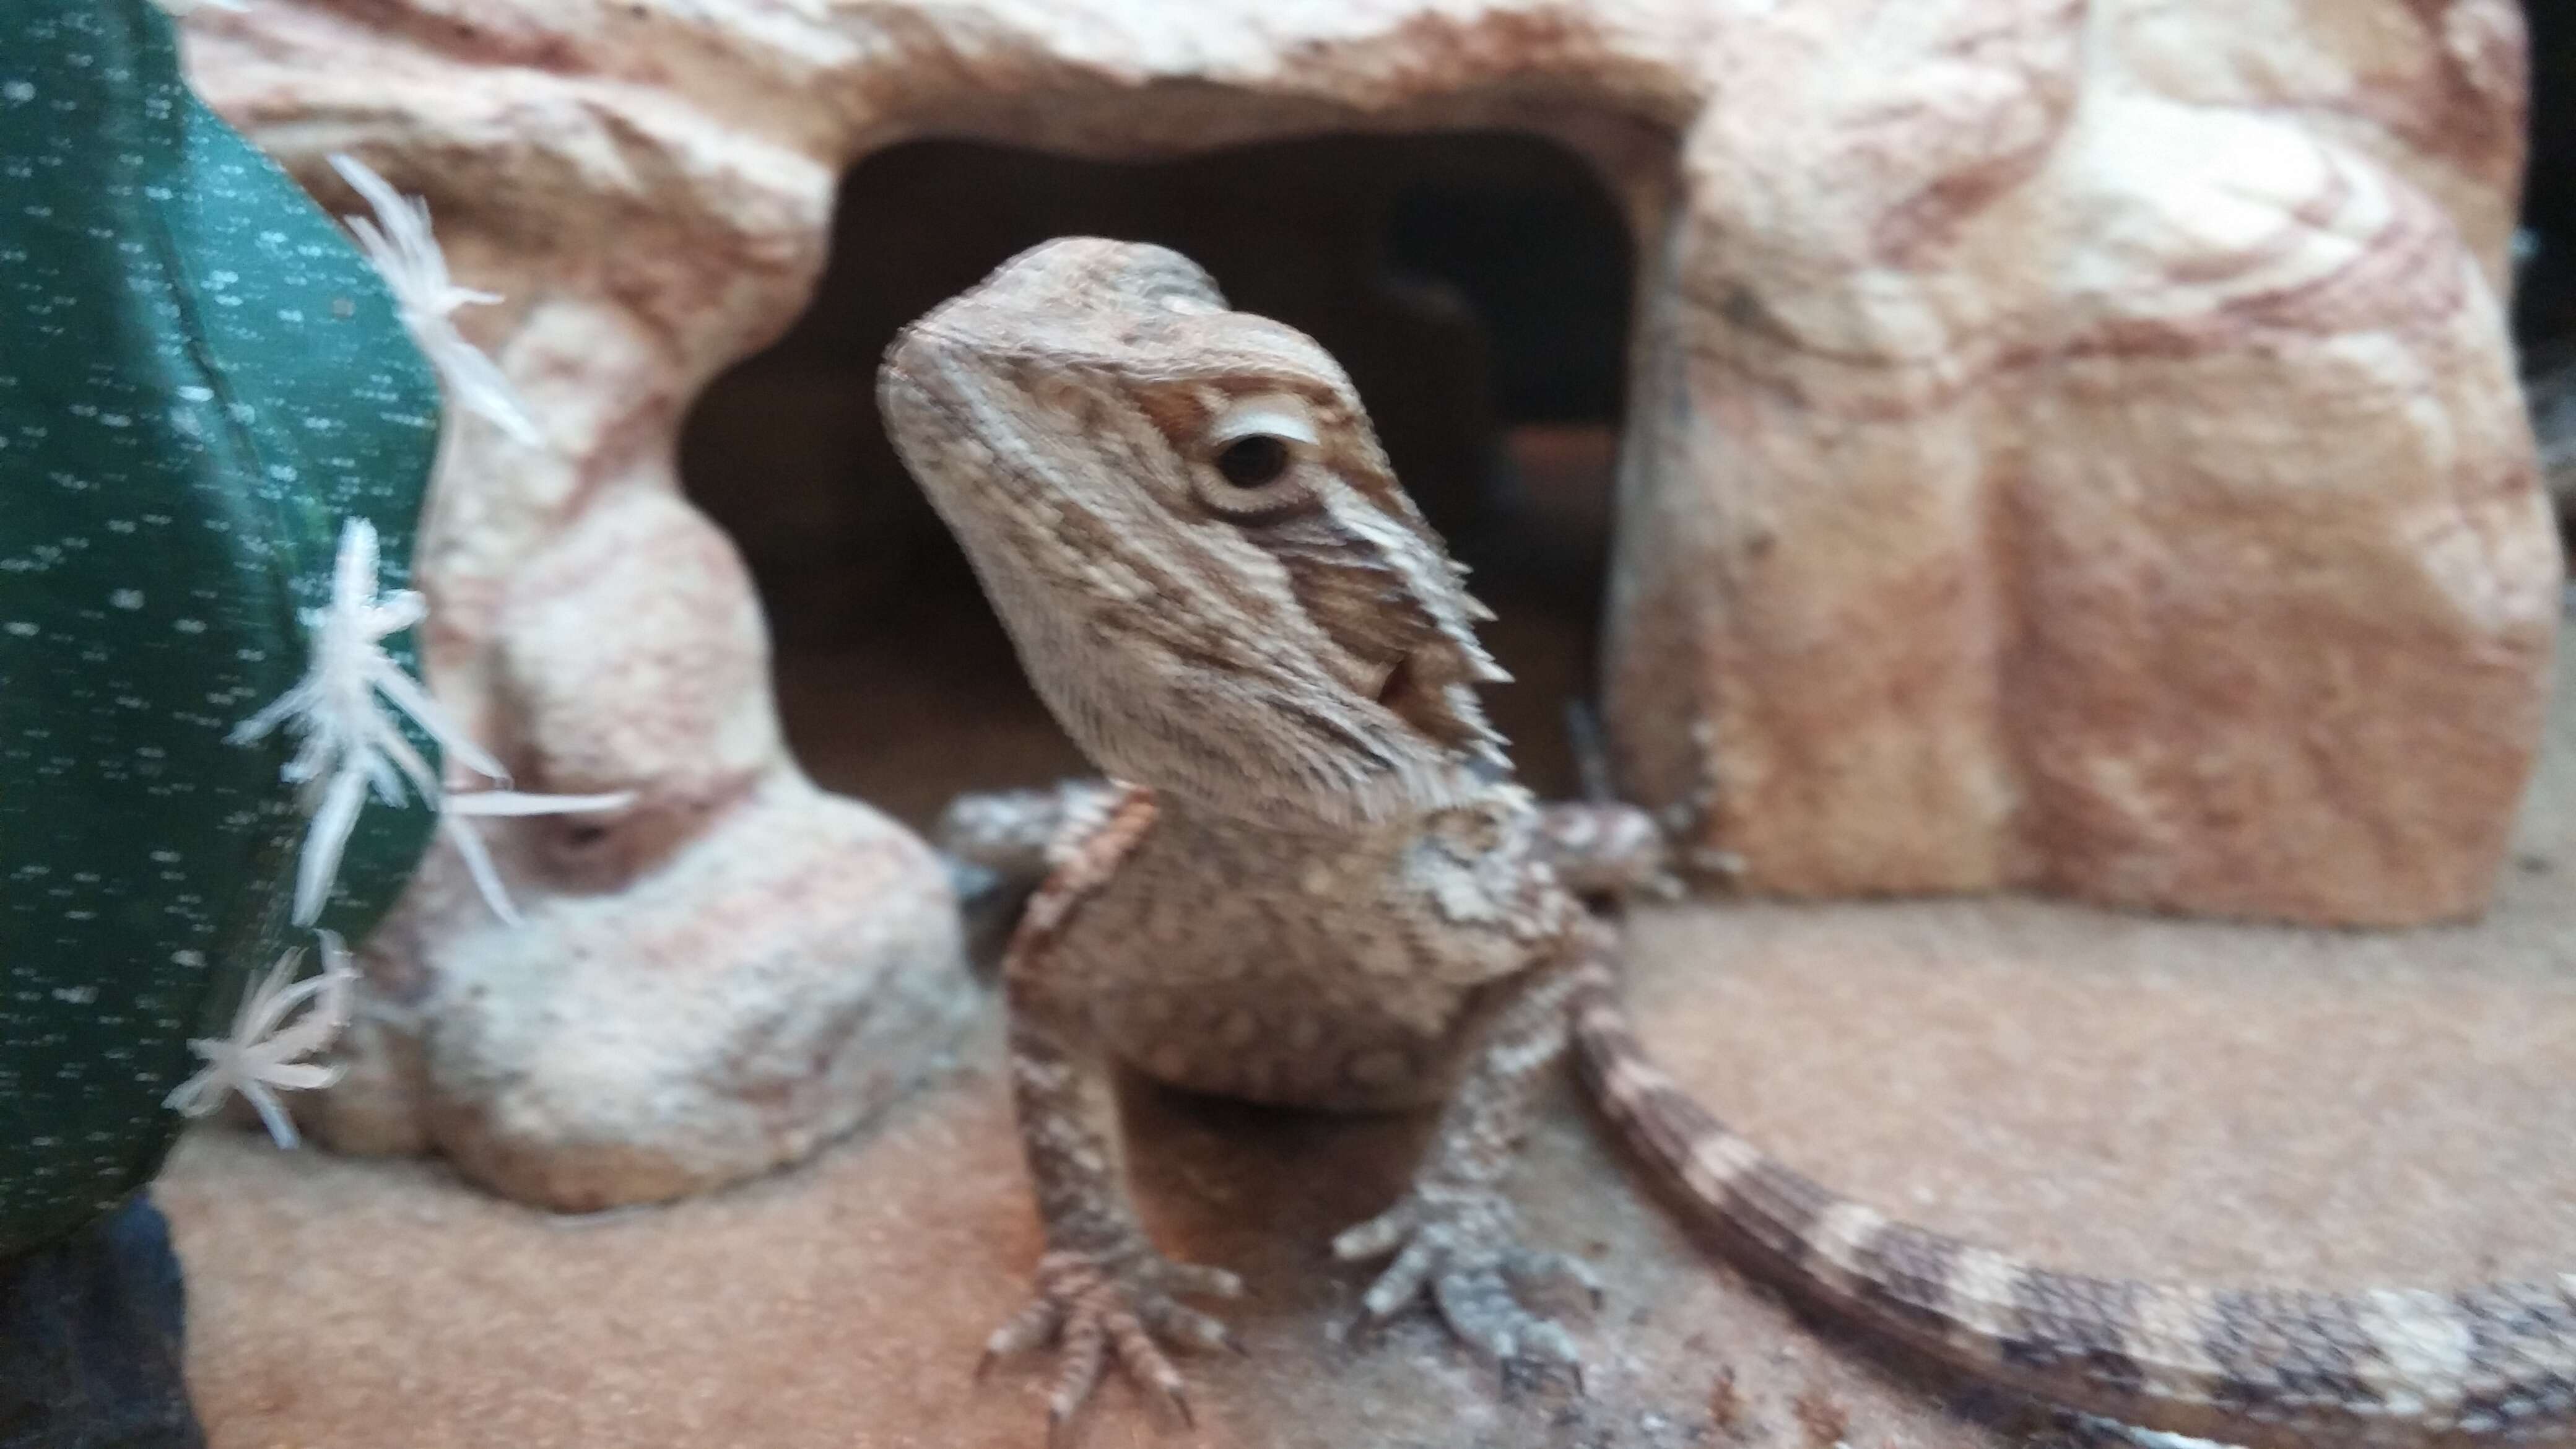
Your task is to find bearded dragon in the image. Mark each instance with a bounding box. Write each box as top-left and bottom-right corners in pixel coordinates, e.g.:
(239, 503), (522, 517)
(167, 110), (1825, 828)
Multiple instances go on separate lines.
(876, 237), (2576, 1448)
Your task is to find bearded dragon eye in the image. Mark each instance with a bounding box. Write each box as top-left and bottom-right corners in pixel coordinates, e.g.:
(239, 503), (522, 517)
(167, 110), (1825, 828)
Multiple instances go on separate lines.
(1213, 433), (1292, 489)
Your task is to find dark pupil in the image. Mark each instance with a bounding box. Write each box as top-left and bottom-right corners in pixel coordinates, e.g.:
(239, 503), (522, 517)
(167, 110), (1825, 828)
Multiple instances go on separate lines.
(1213, 434), (1291, 489)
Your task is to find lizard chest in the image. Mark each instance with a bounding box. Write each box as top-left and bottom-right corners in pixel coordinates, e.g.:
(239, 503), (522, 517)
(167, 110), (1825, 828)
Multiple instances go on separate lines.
(1050, 794), (1572, 1112)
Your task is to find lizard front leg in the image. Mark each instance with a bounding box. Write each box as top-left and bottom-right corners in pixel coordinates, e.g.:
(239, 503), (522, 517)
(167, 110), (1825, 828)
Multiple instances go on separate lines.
(1532, 801), (1676, 901)
(937, 780), (1124, 972)
(1332, 923), (1609, 1374)
(980, 787), (1245, 1441)
(938, 779), (1122, 889)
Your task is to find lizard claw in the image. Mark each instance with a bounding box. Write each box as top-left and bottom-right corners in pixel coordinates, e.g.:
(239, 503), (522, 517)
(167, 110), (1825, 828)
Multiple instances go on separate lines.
(1334, 1183), (1595, 1383)
(981, 1245), (1242, 1443)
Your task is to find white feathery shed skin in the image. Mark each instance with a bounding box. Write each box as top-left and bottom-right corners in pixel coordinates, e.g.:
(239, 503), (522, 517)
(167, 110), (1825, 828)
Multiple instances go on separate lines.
(881, 237), (2576, 1448)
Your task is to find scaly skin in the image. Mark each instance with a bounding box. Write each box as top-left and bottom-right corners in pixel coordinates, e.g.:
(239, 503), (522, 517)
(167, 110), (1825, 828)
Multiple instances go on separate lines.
(880, 237), (2576, 1447)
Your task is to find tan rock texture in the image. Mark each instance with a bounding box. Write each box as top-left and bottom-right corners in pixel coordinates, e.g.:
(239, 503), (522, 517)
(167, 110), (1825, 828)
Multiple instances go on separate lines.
(178, 0), (2551, 1012)
(1612, 1), (2557, 926)
(298, 487), (975, 1208)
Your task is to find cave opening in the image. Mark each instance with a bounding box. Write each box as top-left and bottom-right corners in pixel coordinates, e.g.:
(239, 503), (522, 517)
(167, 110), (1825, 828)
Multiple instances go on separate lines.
(678, 133), (1635, 827)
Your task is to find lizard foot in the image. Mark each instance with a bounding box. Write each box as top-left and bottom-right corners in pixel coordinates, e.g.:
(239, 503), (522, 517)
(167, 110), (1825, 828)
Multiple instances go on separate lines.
(1333, 1183), (1601, 1378)
(978, 1245), (1245, 1445)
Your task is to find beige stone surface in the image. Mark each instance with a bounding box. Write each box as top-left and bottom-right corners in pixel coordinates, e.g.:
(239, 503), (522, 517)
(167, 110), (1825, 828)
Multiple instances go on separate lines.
(294, 765), (972, 1210)
(283, 487), (977, 1208)
(1603, 1), (2554, 925)
(421, 775), (967, 1211)
(180, 0), (2552, 931)
(156, 622), (2576, 1449)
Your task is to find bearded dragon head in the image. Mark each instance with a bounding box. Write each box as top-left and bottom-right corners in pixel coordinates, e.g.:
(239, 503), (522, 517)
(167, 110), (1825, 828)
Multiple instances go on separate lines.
(879, 237), (1512, 829)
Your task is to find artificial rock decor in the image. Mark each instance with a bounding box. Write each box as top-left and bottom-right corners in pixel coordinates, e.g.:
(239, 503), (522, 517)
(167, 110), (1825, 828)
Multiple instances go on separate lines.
(285, 487), (975, 1211)
(177, 0), (2549, 1087)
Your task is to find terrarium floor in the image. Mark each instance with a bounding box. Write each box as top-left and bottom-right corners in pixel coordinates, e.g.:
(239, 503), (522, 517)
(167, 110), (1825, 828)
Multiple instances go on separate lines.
(159, 625), (2576, 1449)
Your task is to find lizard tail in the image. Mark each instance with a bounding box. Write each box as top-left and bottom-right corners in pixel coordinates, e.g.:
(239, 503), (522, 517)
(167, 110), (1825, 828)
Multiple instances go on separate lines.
(1567, 970), (2576, 1448)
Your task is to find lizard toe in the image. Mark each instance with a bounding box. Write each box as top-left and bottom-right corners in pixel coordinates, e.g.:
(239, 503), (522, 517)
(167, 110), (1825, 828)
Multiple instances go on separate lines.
(1503, 1245), (1606, 1309)
(1152, 1259), (1247, 1300)
(1333, 1184), (1598, 1375)
(984, 1244), (1241, 1445)
(1331, 1198), (1417, 1263)
(1142, 1297), (1242, 1356)
(1432, 1260), (1588, 1383)
(977, 1296), (1068, 1377)
(1358, 1234), (1444, 1320)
